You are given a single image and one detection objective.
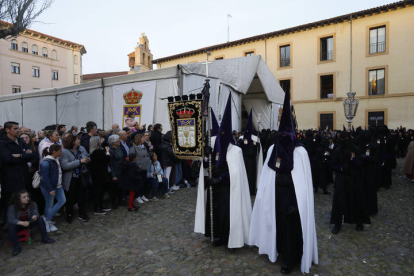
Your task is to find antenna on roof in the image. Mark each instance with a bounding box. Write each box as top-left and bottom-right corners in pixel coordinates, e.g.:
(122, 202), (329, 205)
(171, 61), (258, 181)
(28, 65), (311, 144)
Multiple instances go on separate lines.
(227, 14), (232, 42)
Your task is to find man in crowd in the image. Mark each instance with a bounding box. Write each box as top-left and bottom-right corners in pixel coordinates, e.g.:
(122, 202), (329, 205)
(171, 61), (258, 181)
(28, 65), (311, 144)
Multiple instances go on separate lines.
(0, 121), (37, 221)
(118, 130), (130, 160)
(81, 121), (98, 153)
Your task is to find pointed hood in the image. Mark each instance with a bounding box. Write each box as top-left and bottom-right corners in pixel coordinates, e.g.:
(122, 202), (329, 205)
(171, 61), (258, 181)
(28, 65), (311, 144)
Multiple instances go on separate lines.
(243, 109), (254, 148)
(213, 94), (235, 166)
(268, 89), (298, 172)
(210, 109), (219, 137)
(277, 89), (296, 138)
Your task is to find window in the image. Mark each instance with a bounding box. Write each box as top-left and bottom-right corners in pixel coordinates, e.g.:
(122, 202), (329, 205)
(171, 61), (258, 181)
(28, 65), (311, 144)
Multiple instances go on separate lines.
(11, 39), (18, 50)
(22, 42), (28, 53)
(52, 50), (57, 60)
(74, 55), (78, 64)
(142, 53), (145, 65)
(368, 111), (385, 127)
(320, 113), (334, 130)
(320, 75), (334, 99)
(320, 36), (334, 61)
(74, 74), (79, 84)
(279, 45), (291, 67)
(12, 86), (21, 94)
(33, 88), (40, 91)
(245, 51), (254, 57)
(32, 45), (38, 55)
(130, 57), (135, 62)
(280, 79), (291, 94)
(369, 26), (386, 54)
(11, 63), (20, 74)
(215, 57), (224, 60)
(32, 67), (40, 77)
(52, 70), (58, 80)
(42, 47), (48, 57)
(148, 56), (151, 67)
(368, 68), (385, 95)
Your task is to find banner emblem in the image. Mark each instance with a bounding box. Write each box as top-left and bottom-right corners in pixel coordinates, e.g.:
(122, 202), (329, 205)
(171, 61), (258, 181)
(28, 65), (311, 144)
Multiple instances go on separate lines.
(122, 88), (143, 128)
(168, 100), (203, 159)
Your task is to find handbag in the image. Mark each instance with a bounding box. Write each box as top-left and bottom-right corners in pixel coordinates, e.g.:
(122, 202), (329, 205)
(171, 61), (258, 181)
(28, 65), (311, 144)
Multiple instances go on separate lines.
(32, 171), (41, 189)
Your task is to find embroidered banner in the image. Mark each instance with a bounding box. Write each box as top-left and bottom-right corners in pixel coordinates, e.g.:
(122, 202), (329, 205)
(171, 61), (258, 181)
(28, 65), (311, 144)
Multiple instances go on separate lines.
(168, 99), (203, 159)
(112, 81), (156, 128)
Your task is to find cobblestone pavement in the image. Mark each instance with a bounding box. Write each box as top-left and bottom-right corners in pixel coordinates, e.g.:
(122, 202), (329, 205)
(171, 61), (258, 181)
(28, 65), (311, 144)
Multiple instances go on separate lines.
(0, 158), (413, 276)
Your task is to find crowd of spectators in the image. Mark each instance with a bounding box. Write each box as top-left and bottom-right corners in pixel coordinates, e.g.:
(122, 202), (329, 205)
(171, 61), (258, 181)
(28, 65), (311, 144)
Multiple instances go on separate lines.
(0, 121), (196, 256)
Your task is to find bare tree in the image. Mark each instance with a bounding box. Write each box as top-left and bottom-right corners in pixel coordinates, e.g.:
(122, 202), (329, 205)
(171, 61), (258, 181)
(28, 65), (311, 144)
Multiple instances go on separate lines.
(0, 0), (54, 40)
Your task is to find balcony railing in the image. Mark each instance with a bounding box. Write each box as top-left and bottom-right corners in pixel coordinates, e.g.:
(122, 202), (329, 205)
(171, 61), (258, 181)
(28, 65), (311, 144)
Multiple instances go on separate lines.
(369, 41), (386, 54)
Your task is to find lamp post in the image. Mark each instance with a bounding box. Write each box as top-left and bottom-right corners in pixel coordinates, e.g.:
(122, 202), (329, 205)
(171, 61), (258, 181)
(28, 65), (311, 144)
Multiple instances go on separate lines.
(343, 92), (359, 131)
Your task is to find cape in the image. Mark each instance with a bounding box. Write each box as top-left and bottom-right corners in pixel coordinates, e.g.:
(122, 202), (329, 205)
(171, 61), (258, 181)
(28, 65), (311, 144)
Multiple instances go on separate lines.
(194, 142), (252, 248)
(248, 145), (318, 274)
(239, 134), (264, 189)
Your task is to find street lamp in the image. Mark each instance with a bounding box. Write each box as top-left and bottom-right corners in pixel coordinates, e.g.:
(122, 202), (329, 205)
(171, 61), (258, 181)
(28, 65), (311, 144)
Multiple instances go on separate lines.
(343, 92), (359, 131)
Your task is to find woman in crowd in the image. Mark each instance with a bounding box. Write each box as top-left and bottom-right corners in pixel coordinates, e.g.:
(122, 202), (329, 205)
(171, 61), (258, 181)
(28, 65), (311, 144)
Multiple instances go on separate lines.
(147, 125), (154, 132)
(147, 152), (170, 200)
(7, 190), (55, 256)
(122, 153), (141, 211)
(129, 134), (150, 204)
(19, 132), (43, 214)
(159, 131), (180, 191)
(38, 130), (60, 164)
(60, 134), (90, 223)
(150, 124), (163, 157)
(108, 135), (124, 208)
(40, 144), (66, 232)
(89, 136), (112, 214)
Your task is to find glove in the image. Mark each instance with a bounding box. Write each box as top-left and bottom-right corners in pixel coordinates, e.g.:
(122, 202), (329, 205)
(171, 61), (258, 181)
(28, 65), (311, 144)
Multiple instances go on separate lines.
(207, 177), (222, 187)
(205, 146), (213, 155)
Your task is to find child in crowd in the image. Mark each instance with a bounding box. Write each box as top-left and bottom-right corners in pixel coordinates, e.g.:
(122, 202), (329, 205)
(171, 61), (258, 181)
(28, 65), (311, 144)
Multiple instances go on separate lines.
(40, 144), (66, 232)
(7, 190), (55, 256)
(147, 152), (170, 200)
(123, 153), (141, 212)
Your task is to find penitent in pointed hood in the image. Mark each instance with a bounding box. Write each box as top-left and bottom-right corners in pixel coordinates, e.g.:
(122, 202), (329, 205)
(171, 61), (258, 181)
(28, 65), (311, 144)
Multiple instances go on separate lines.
(268, 89), (298, 172)
(213, 94), (235, 166)
(211, 108), (219, 137)
(243, 109), (254, 148)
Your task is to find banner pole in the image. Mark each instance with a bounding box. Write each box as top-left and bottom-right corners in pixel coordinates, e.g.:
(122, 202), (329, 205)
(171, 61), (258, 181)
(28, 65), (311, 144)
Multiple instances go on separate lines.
(206, 79), (214, 243)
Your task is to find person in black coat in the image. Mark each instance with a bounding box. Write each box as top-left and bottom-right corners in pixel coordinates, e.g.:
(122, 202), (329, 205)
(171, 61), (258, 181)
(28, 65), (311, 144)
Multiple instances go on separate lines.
(89, 136), (112, 214)
(357, 130), (380, 216)
(150, 124), (163, 157)
(0, 122), (36, 219)
(330, 132), (371, 234)
(121, 153), (143, 212)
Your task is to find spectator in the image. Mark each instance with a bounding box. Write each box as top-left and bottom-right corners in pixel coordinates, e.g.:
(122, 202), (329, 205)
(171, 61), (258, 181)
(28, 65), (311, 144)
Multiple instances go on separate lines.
(105, 124), (119, 142)
(7, 190), (55, 256)
(81, 121), (98, 153)
(147, 152), (170, 200)
(121, 153), (141, 212)
(148, 125), (154, 132)
(108, 135), (125, 208)
(143, 131), (154, 152)
(38, 129), (60, 164)
(20, 127), (30, 134)
(0, 121), (36, 221)
(159, 131), (180, 191)
(40, 144), (66, 232)
(69, 125), (78, 135)
(37, 130), (45, 142)
(58, 125), (66, 132)
(61, 134), (90, 223)
(118, 130), (130, 159)
(89, 136), (112, 215)
(404, 141), (414, 180)
(129, 134), (150, 204)
(99, 130), (108, 148)
(150, 124), (163, 157)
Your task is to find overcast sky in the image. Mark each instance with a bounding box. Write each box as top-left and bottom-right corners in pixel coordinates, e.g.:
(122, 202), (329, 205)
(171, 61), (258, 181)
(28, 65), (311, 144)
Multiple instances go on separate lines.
(30, 0), (394, 74)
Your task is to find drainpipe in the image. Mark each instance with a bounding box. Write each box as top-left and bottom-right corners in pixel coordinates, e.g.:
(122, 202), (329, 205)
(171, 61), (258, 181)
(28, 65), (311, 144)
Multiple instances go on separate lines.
(263, 35), (267, 63)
